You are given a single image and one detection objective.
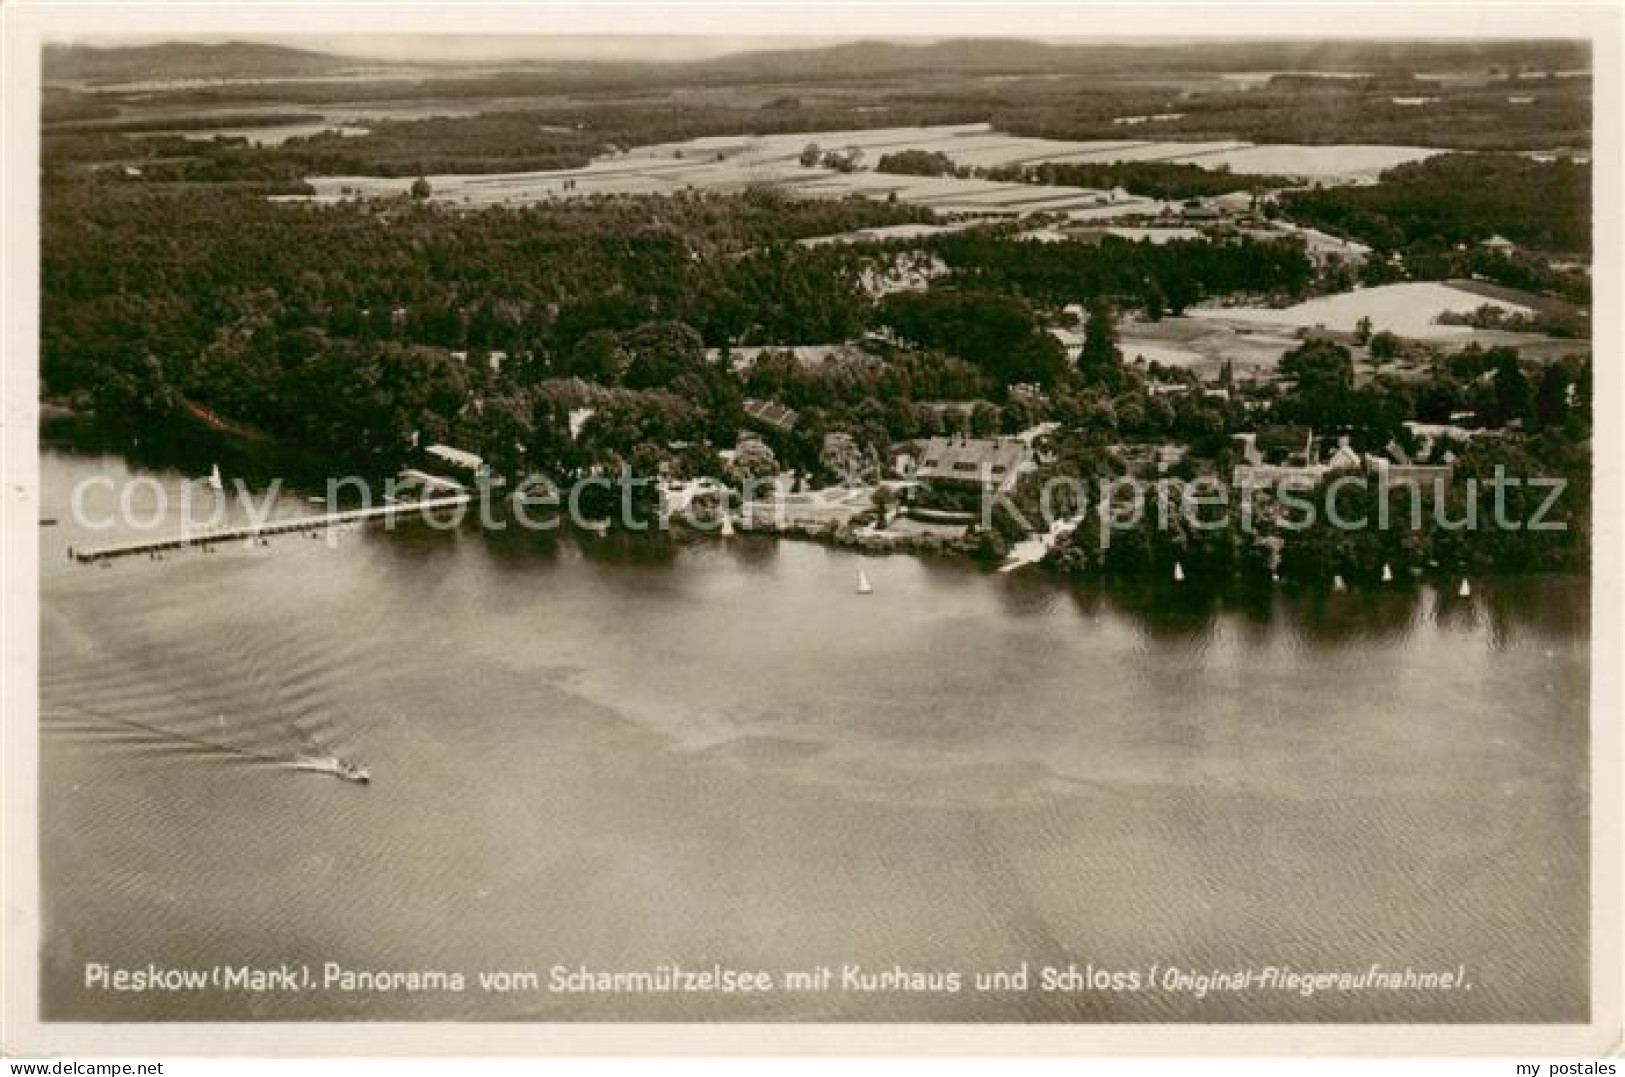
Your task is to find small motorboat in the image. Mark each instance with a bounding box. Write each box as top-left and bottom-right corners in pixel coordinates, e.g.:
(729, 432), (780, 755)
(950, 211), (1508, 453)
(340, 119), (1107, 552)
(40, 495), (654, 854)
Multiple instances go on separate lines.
(292, 755), (370, 784)
(857, 568), (873, 595)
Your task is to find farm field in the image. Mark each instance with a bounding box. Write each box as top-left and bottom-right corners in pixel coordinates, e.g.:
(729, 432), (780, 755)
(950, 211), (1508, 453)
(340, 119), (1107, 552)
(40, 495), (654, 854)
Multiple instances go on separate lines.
(131, 122), (372, 146)
(1168, 143), (1441, 177)
(1186, 281), (1540, 339)
(1100, 226), (1206, 244)
(611, 124), (1446, 181)
(1114, 317), (1306, 380)
(1112, 302), (1580, 376)
(298, 123), (1446, 214)
(797, 222), (979, 246)
(303, 154), (1160, 217)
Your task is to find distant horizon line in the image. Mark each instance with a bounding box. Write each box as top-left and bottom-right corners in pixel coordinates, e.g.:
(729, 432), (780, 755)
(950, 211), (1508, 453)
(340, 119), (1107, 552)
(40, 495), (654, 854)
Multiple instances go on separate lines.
(44, 34), (1587, 68)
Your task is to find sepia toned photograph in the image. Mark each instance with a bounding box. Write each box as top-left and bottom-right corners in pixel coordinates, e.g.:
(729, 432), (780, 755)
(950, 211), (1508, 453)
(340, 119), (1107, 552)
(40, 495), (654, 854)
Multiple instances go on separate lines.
(2, 0), (1620, 1059)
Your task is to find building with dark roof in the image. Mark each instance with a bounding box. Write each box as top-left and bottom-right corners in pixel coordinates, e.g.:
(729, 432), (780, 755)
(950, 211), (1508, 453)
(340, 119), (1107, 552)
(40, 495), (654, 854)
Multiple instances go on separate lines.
(742, 398), (798, 435)
(914, 436), (1034, 495)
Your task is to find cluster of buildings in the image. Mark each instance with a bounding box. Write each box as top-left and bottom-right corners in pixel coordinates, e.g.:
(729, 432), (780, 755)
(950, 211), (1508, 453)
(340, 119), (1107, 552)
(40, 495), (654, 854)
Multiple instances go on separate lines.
(1230, 424), (1463, 490)
(885, 420), (1471, 512)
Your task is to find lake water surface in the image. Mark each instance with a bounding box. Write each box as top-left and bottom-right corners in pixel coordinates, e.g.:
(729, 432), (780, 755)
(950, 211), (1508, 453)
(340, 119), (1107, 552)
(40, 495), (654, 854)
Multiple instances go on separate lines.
(37, 449), (1589, 1021)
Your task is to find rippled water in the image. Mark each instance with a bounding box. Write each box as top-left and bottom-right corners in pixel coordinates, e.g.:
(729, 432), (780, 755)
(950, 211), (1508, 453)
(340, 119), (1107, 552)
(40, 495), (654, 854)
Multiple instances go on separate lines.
(37, 449), (1589, 1021)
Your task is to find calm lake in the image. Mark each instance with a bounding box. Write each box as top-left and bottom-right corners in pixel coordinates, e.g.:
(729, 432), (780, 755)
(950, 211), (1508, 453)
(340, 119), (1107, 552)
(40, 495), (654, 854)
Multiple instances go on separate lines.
(37, 448), (1589, 1022)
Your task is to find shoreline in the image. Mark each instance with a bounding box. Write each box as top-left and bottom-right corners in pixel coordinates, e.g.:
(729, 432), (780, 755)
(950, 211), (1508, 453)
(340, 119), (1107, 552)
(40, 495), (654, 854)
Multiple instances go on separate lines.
(38, 433), (1590, 589)
(664, 511), (1588, 592)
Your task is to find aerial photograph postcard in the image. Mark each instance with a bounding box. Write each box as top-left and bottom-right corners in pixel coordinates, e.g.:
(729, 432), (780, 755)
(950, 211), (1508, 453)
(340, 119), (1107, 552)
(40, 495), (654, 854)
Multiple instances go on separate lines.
(3, 0), (1619, 1059)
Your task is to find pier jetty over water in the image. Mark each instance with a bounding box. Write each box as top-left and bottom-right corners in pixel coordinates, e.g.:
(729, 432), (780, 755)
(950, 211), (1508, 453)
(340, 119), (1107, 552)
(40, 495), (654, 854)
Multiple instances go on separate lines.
(70, 494), (473, 564)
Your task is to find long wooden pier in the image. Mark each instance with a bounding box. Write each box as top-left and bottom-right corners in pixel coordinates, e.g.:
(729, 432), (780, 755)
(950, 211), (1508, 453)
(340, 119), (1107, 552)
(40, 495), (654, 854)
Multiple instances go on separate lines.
(70, 494), (473, 563)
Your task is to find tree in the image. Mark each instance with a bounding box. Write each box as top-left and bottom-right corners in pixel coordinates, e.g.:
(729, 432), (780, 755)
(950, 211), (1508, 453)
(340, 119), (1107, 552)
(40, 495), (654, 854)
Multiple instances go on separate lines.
(1280, 338), (1354, 392)
(1369, 330), (1401, 361)
(1143, 280), (1167, 322)
(410, 176), (432, 200)
(285, 342), (470, 467)
(1490, 348), (1532, 427)
(969, 401), (1002, 438)
(477, 393), (536, 480)
(91, 352), (177, 424)
(821, 146), (865, 173)
(799, 142), (822, 168)
(1277, 338), (1356, 430)
(875, 291), (1065, 388)
(730, 437), (779, 483)
(621, 321), (707, 390)
(871, 484), (897, 527)
(1535, 362), (1571, 430)
(874, 150), (957, 177)
(566, 329), (630, 385)
(1078, 298), (1122, 382)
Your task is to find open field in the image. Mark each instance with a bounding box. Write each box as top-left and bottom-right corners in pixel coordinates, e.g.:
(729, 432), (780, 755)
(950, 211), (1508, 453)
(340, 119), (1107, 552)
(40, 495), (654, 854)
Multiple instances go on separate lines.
(1166, 143), (1440, 177)
(797, 222), (978, 246)
(131, 122), (373, 146)
(303, 157), (1160, 218)
(1100, 226), (1205, 244)
(297, 123), (1446, 214)
(1186, 281), (1540, 339)
(1113, 299), (1581, 380)
(1114, 317), (1306, 380)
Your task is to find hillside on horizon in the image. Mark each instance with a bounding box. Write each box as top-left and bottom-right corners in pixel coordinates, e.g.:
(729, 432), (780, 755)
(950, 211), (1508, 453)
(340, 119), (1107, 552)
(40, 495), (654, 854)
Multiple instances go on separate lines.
(44, 36), (1591, 86)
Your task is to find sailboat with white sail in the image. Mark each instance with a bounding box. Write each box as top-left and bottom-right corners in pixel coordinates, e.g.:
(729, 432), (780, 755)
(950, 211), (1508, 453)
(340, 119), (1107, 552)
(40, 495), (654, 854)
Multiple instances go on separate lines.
(856, 567), (873, 595)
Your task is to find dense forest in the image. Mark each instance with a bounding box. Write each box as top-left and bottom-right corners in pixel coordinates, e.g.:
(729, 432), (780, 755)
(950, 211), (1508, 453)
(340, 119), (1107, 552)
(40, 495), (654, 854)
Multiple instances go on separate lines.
(42, 41), (1593, 187)
(1019, 335), (1594, 576)
(41, 179), (1326, 439)
(1044, 437), (1592, 578)
(997, 73), (1592, 151)
(923, 230), (1316, 315)
(874, 150), (964, 178)
(43, 98), (996, 184)
(874, 292), (1069, 387)
(1281, 153), (1591, 253)
(986, 160), (1298, 200)
(41, 185), (925, 453)
(38, 38), (1593, 573)
(31, 177), (1392, 496)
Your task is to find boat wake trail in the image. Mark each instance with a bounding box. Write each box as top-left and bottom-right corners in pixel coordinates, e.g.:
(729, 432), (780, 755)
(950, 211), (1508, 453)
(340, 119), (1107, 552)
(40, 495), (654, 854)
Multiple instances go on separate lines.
(41, 597), (378, 782)
(44, 700), (293, 768)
